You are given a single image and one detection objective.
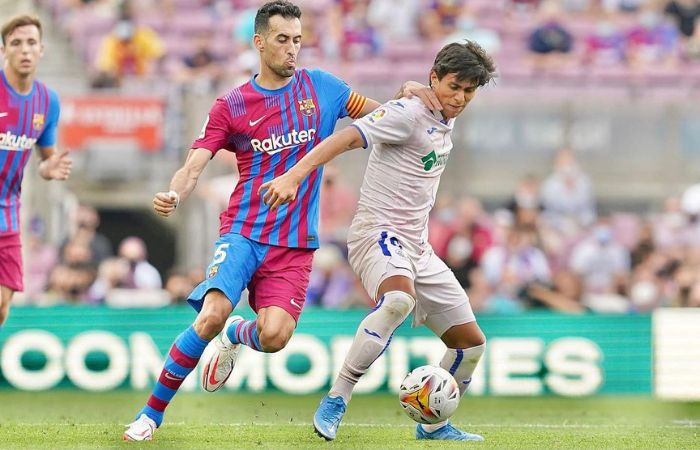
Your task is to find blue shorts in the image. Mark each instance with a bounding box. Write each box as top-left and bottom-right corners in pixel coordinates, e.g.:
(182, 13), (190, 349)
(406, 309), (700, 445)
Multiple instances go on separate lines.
(188, 232), (314, 321)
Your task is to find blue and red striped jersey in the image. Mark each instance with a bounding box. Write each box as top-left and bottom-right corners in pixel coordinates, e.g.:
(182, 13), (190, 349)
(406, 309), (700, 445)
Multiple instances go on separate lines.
(192, 69), (356, 249)
(0, 71), (60, 236)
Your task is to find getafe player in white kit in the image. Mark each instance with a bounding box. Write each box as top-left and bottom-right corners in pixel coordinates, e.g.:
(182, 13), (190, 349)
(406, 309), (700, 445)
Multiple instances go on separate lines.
(259, 41), (496, 442)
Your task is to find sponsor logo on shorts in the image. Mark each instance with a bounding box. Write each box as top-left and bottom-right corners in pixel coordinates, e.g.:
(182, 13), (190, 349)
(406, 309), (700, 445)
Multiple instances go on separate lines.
(290, 298), (301, 310)
(208, 265), (219, 278)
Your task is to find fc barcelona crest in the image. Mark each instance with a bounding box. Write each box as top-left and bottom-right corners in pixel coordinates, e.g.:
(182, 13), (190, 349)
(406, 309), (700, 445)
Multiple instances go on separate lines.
(32, 113), (44, 131)
(298, 98), (316, 117)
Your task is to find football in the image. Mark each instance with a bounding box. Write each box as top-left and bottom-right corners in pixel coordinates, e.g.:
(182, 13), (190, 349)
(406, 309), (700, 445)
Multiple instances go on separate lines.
(398, 365), (460, 424)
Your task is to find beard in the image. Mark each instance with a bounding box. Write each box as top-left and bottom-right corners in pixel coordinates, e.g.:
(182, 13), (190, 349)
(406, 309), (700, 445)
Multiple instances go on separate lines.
(271, 63), (295, 78)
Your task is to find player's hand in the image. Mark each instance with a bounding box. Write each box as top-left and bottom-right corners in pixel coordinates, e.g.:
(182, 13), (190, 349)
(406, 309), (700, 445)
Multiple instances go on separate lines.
(153, 191), (179, 217)
(43, 150), (72, 180)
(258, 174), (300, 211)
(400, 81), (442, 112)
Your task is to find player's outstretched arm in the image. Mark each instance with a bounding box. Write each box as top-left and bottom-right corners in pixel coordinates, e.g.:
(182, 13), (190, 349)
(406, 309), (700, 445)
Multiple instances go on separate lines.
(153, 148), (211, 217)
(259, 126), (364, 210)
(37, 146), (72, 181)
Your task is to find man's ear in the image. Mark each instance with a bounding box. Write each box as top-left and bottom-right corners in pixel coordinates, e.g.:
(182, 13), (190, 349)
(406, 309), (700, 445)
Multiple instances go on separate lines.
(429, 70), (439, 88)
(253, 33), (264, 52)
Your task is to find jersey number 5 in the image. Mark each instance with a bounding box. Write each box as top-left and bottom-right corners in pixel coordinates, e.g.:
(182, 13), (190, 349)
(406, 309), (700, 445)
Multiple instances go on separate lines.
(212, 243), (230, 264)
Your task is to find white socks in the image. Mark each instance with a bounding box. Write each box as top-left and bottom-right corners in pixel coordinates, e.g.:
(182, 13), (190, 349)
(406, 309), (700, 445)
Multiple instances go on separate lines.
(329, 291), (416, 404)
(439, 343), (486, 396)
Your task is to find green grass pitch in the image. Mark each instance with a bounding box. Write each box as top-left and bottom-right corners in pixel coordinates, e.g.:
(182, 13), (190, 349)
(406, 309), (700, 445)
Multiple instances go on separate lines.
(0, 391), (698, 449)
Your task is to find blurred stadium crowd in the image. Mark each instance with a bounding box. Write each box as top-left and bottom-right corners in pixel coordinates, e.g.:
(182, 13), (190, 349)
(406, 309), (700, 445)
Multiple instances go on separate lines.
(12, 0), (700, 313)
(19, 147), (700, 314)
(41, 0), (700, 91)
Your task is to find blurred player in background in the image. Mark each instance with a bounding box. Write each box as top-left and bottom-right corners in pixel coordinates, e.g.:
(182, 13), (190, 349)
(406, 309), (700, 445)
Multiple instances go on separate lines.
(0, 15), (71, 331)
(259, 40), (496, 441)
(124, 0), (438, 440)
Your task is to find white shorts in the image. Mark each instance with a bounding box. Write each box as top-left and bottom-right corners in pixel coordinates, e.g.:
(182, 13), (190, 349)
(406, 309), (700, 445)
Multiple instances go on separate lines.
(347, 229), (476, 336)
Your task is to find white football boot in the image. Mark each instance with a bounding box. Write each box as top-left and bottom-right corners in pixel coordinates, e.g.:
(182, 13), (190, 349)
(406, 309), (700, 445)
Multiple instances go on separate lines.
(201, 315), (243, 392)
(123, 414), (157, 441)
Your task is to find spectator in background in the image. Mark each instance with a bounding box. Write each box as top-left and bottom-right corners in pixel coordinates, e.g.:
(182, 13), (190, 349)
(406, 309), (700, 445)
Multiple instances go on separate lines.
(625, 6), (679, 69)
(91, 4), (165, 88)
(481, 223), (552, 311)
(569, 222), (631, 312)
(164, 269), (199, 304)
(367, 0), (421, 40)
(683, 21), (700, 61)
(332, 0), (379, 60)
(441, 11), (501, 55)
(541, 148), (596, 232)
(23, 217), (59, 302)
(88, 256), (129, 303)
(44, 239), (97, 304)
(174, 31), (224, 94)
(664, 0), (700, 38)
(527, 1), (574, 69)
(506, 174), (542, 227)
(319, 165), (358, 243)
(306, 243), (357, 308)
(61, 204), (112, 266)
(524, 269), (586, 312)
(420, 0), (467, 41)
(118, 236), (162, 289)
(582, 18), (627, 66)
(444, 197), (493, 290)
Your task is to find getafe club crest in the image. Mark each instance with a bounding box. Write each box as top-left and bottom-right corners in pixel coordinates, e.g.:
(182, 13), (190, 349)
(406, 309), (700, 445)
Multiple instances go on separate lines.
(32, 113), (45, 131)
(298, 98), (316, 117)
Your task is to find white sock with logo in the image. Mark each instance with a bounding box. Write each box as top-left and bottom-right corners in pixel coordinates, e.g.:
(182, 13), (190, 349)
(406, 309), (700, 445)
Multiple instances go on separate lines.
(420, 344), (486, 433)
(329, 291), (415, 404)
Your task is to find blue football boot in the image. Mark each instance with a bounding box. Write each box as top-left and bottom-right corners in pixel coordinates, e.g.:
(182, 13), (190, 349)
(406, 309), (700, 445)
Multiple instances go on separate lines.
(313, 395), (347, 441)
(416, 422), (484, 441)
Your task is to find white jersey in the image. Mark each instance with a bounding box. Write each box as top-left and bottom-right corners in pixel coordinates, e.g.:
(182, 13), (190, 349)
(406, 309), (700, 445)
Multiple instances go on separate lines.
(349, 97), (454, 255)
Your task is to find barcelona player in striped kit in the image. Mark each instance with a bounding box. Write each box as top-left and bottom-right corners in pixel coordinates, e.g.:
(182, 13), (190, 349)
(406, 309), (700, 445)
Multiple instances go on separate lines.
(124, 1), (439, 440)
(0, 15), (71, 331)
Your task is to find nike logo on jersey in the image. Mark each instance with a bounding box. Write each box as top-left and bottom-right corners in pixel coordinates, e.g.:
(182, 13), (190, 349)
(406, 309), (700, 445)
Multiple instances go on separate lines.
(364, 328), (381, 339)
(249, 115), (266, 127)
(426, 127), (437, 135)
(0, 112), (8, 118)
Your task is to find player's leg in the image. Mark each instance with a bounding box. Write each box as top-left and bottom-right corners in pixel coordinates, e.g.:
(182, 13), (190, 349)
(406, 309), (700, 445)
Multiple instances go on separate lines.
(0, 285), (14, 327)
(414, 252), (485, 441)
(316, 231), (417, 440)
(315, 276), (416, 440)
(126, 233), (259, 440)
(221, 245), (314, 351)
(124, 291), (233, 441)
(0, 239), (22, 329)
(202, 245), (313, 391)
(330, 276), (416, 403)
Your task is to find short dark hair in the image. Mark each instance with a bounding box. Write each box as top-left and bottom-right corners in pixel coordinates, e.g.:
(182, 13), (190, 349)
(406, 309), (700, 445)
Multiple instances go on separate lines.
(432, 41), (497, 87)
(1, 15), (42, 46)
(254, 1), (302, 35)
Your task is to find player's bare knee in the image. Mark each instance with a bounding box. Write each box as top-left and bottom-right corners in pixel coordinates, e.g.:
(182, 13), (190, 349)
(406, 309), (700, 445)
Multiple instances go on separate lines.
(0, 299), (9, 326)
(194, 309), (228, 340)
(258, 329), (290, 353)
